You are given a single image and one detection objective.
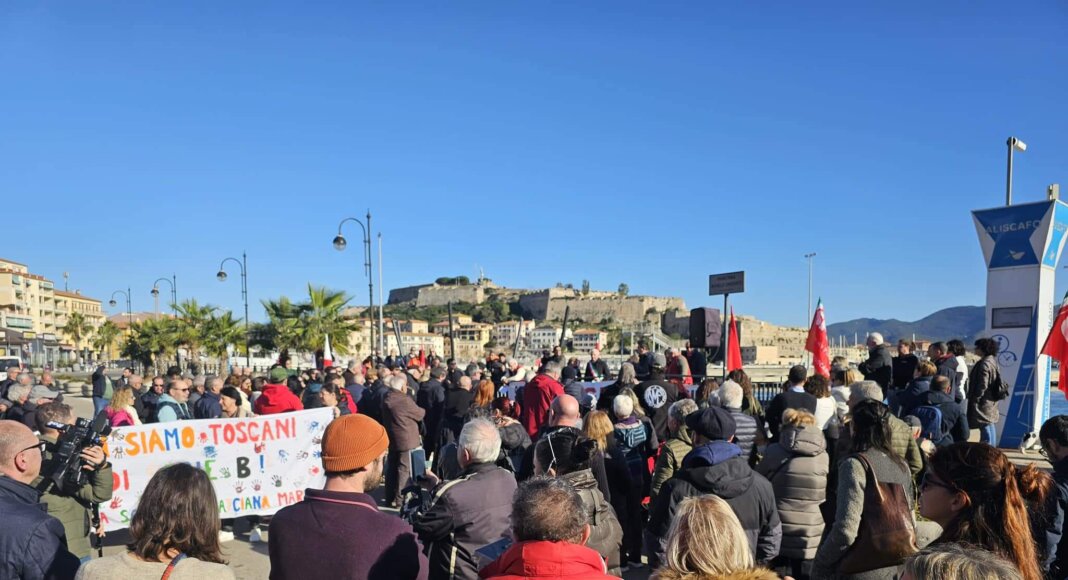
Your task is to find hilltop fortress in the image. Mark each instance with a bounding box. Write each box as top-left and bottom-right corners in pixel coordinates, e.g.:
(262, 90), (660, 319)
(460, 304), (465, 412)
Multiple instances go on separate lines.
(388, 279), (686, 325)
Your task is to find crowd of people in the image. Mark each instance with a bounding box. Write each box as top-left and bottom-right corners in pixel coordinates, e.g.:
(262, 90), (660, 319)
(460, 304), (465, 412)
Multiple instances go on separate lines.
(1, 336), (1067, 579)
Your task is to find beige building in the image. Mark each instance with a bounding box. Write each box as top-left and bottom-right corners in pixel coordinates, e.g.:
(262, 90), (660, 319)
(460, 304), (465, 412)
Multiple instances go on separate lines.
(54, 290), (105, 353)
(454, 322), (492, 345)
(529, 326), (573, 351)
(396, 319), (429, 334)
(492, 320), (536, 347)
(572, 329), (608, 353)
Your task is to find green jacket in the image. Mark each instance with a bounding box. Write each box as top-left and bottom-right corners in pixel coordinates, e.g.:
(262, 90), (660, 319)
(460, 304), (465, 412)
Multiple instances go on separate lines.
(32, 434), (114, 559)
(650, 425), (693, 502)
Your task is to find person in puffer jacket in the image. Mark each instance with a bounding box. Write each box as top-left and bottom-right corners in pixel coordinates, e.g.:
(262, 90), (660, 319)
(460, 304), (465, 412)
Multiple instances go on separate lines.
(647, 406), (781, 568)
(612, 393), (659, 488)
(533, 428), (624, 576)
(755, 409), (828, 580)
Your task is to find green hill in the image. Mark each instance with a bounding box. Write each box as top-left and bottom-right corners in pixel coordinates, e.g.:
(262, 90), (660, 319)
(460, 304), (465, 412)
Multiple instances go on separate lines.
(826, 306), (985, 345)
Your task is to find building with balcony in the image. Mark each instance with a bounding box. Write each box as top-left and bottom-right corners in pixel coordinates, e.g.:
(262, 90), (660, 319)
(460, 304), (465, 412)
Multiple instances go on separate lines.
(572, 329), (608, 353)
(492, 320), (536, 348)
(529, 326), (573, 351)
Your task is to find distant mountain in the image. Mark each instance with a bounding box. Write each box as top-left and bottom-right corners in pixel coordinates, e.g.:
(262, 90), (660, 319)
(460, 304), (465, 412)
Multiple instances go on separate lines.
(827, 306), (985, 345)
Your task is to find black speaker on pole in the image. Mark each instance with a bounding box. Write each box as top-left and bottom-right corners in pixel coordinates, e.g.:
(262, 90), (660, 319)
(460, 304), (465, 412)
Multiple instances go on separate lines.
(688, 308), (722, 349)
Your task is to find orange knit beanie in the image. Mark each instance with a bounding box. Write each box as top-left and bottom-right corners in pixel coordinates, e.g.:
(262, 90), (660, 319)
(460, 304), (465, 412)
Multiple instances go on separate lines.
(321, 414), (390, 472)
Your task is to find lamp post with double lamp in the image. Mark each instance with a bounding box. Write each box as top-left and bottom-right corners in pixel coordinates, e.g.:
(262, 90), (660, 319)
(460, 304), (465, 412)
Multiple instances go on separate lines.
(333, 212), (376, 359)
(1006, 136), (1027, 206)
(217, 252), (250, 368)
(109, 288), (132, 362)
(151, 275), (177, 319)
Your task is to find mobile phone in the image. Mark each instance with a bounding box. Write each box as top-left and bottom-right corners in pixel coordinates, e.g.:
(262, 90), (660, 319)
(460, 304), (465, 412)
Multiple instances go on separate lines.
(410, 448), (428, 481)
(475, 537), (513, 568)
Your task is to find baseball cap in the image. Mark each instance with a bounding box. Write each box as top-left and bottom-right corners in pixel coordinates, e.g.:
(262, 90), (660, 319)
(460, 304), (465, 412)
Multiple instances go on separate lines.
(268, 366), (290, 383)
(651, 351), (667, 368)
(685, 406), (737, 441)
(29, 385), (61, 401)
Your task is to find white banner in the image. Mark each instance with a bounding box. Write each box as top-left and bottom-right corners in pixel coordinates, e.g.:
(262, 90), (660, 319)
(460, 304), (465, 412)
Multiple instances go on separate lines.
(100, 408), (334, 531)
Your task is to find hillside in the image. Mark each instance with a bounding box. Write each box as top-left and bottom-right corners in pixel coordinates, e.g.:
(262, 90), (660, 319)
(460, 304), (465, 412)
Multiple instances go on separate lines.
(827, 306), (985, 344)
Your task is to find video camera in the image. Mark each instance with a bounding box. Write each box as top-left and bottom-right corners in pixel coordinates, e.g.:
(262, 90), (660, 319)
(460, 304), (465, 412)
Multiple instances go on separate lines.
(43, 411), (111, 490)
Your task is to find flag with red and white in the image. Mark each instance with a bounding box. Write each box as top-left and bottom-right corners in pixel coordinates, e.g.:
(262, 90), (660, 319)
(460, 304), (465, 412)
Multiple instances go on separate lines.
(1041, 291), (1068, 400)
(727, 307), (743, 372)
(806, 298), (831, 377)
(322, 334), (334, 369)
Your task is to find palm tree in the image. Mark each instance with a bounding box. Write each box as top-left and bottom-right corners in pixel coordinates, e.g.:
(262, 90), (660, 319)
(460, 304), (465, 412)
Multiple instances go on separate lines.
(261, 296), (306, 353)
(59, 311), (92, 362)
(174, 299), (217, 364)
(302, 284), (357, 355)
(93, 321), (120, 361)
(202, 311), (244, 364)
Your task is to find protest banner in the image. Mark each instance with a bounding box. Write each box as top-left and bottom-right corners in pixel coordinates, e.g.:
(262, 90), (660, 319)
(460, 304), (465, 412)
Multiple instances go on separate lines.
(100, 408), (334, 531)
(501, 381), (614, 402)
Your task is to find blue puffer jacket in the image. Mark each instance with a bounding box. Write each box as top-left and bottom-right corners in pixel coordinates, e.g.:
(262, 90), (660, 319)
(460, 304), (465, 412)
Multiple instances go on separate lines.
(0, 476), (80, 580)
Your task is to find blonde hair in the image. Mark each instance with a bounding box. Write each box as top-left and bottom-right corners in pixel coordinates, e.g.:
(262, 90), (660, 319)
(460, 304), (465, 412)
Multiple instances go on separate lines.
(657, 495), (754, 577)
(108, 385), (134, 411)
(582, 410), (613, 451)
(782, 408), (817, 428)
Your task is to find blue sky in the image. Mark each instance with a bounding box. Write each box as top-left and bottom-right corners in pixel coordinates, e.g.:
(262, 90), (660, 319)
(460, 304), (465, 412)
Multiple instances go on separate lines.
(2, 2), (1066, 327)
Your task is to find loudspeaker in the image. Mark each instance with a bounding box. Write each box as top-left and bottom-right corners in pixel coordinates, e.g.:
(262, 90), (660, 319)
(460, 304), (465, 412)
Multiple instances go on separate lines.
(689, 307), (722, 349)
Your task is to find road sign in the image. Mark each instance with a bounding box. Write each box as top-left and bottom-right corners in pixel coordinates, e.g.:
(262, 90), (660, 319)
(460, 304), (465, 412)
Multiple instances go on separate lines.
(709, 271), (745, 296)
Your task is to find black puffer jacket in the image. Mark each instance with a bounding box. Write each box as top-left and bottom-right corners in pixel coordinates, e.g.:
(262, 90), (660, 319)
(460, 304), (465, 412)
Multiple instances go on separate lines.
(647, 441), (781, 565)
(755, 424), (828, 561)
(412, 462), (516, 580)
(858, 344), (893, 390)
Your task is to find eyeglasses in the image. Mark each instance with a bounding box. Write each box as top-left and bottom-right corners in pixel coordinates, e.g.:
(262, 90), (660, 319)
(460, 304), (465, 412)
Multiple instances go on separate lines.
(920, 471), (957, 493)
(19, 441), (47, 455)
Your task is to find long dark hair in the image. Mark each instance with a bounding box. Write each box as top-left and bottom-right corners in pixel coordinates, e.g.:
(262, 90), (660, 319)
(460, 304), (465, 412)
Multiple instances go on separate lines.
(849, 400), (898, 460)
(534, 427), (598, 476)
(127, 463), (225, 564)
(928, 443), (1042, 580)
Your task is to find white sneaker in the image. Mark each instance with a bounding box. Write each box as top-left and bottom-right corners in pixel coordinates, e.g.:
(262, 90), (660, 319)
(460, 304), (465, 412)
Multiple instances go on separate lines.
(219, 530), (235, 543)
(249, 527), (263, 543)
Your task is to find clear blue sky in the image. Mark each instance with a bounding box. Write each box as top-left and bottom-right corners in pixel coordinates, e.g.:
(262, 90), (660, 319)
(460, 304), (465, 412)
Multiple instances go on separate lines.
(3, 2), (1066, 327)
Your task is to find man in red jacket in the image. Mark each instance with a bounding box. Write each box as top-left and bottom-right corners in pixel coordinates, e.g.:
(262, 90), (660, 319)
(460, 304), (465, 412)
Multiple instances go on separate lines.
(480, 476), (612, 579)
(519, 360), (564, 437)
(255, 366), (304, 415)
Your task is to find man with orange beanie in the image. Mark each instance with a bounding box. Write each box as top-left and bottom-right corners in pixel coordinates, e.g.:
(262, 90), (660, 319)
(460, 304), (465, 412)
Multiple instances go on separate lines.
(268, 414), (429, 580)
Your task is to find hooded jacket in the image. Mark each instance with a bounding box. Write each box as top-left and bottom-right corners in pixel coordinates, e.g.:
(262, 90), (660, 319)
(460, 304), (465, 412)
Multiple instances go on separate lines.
(913, 389), (969, 446)
(892, 376), (931, 418)
(559, 469), (623, 576)
(650, 426), (693, 501)
(754, 424), (828, 561)
(479, 540), (613, 579)
(254, 383), (304, 415)
(647, 441), (781, 565)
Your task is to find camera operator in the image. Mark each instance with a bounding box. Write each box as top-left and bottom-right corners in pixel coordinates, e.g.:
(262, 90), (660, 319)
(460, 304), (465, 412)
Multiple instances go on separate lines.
(32, 402), (113, 561)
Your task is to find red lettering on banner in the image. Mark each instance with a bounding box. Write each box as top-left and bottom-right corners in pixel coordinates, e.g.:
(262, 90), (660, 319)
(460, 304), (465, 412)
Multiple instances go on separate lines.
(262, 421), (274, 441)
(278, 418), (294, 439)
(235, 422), (248, 443)
(208, 424), (223, 445)
(223, 423), (236, 444)
(247, 421), (260, 442)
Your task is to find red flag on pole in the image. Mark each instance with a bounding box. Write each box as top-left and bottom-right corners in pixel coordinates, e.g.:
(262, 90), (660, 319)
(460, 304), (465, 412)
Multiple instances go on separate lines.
(727, 307), (743, 372)
(1040, 291), (1068, 401)
(323, 334), (334, 369)
(806, 298), (831, 377)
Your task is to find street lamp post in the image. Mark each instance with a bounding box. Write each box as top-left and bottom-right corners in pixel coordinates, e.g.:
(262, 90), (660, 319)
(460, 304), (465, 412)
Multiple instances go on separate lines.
(151, 275), (177, 319)
(1006, 136), (1027, 206)
(217, 252), (250, 368)
(804, 253), (816, 326)
(378, 233), (385, 357)
(109, 288), (132, 362)
(333, 212), (375, 359)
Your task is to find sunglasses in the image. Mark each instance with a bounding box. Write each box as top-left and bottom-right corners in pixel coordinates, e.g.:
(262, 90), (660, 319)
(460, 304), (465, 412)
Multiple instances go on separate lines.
(19, 441), (47, 455)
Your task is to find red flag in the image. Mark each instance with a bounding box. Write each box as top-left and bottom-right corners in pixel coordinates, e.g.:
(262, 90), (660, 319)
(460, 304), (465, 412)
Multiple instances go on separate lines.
(727, 307), (743, 372)
(806, 298), (831, 377)
(1041, 291), (1068, 401)
(322, 334), (334, 369)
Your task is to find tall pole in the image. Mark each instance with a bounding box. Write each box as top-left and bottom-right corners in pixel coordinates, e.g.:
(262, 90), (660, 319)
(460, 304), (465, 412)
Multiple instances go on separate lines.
(378, 232), (385, 358)
(171, 274), (177, 316)
(366, 211), (375, 361)
(804, 253), (816, 327)
(242, 252), (249, 368)
(722, 293), (729, 379)
(1006, 139), (1015, 206)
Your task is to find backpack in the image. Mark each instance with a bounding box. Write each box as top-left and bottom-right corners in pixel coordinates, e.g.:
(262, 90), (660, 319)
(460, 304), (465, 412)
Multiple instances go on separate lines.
(912, 405), (945, 443)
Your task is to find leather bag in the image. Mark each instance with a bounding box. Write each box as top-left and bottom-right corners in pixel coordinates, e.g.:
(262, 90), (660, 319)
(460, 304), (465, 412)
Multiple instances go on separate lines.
(837, 453), (918, 574)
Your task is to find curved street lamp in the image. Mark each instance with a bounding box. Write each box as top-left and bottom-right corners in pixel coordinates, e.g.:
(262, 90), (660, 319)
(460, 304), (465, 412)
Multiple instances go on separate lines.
(217, 253), (250, 368)
(1006, 136), (1027, 206)
(151, 275), (177, 319)
(108, 288), (133, 361)
(334, 212), (377, 358)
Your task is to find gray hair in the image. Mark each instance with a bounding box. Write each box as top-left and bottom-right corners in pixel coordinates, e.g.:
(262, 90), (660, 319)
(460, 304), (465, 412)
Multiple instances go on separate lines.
(613, 394), (634, 418)
(868, 332), (884, 346)
(542, 360), (564, 377)
(903, 543), (1022, 580)
(206, 375), (223, 392)
(192, 375), (207, 387)
(849, 381), (883, 405)
(718, 381), (744, 409)
(458, 418), (502, 464)
(430, 366), (447, 379)
(459, 376), (472, 390)
(507, 358), (518, 367)
(388, 375), (408, 391)
(618, 362), (637, 386)
(668, 399), (699, 423)
(16, 372), (31, 384)
(6, 384), (31, 403)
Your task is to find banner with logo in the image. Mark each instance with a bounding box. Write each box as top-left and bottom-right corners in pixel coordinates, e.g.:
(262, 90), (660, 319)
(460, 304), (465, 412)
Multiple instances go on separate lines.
(100, 408), (334, 531)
